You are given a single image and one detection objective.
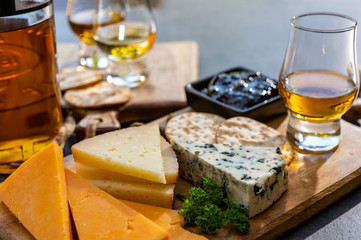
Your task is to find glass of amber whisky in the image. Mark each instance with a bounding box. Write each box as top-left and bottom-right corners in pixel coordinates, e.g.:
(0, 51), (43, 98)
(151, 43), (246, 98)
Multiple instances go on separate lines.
(279, 13), (359, 152)
(67, 0), (124, 69)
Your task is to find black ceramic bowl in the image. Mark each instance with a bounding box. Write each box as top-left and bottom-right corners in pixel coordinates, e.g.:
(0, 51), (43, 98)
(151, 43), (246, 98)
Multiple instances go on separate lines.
(185, 66), (287, 122)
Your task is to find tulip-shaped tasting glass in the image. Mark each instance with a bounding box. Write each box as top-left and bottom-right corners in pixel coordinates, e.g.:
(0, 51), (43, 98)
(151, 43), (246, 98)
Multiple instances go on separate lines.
(67, 0), (124, 69)
(279, 13), (359, 152)
(94, 0), (156, 87)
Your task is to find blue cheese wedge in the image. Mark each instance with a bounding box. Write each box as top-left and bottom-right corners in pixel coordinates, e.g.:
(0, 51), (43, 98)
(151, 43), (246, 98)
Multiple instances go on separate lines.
(171, 140), (288, 217)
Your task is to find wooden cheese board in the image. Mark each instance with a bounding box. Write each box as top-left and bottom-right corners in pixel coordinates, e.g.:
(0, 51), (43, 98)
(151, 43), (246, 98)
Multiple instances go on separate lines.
(1, 100), (361, 239)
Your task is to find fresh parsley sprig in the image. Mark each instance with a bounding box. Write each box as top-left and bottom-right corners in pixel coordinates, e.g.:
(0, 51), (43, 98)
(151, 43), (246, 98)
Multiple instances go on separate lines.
(178, 177), (250, 233)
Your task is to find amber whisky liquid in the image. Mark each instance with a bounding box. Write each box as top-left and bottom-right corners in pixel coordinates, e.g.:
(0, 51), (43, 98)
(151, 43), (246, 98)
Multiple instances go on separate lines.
(279, 71), (357, 122)
(68, 9), (124, 45)
(0, 15), (62, 173)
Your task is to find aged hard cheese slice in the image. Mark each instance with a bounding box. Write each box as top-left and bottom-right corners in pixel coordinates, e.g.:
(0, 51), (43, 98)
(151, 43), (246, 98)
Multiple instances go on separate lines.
(72, 124), (166, 183)
(87, 179), (175, 208)
(67, 161), (175, 208)
(0, 142), (72, 240)
(122, 200), (207, 240)
(68, 136), (178, 184)
(65, 169), (167, 240)
(160, 137), (179, 183)
(171, 140), (289, 218)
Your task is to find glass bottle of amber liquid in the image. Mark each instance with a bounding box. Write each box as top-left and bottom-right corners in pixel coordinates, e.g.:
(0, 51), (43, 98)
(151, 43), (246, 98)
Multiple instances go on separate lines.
(0, 0), (63, 173)
(279, 13), (359, 152)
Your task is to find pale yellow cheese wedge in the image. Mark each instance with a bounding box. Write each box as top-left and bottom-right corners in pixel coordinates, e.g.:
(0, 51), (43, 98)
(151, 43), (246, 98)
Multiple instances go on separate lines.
(67, 161), (156, 183)
(88, 179), (175, 208)
(67, 136), (178, 184)
(160, 137), (179, 183)
(72, 124), (166, 183)
(66, 160), (176, 208)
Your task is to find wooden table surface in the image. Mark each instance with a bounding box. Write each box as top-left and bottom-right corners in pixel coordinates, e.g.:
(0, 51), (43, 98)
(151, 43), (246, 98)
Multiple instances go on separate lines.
(2, 0), (361, 239)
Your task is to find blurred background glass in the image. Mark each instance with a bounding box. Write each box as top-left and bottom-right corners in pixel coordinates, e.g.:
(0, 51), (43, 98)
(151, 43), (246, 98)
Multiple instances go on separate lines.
(94, 0), (156, 87)
(67, 0), (124, 69)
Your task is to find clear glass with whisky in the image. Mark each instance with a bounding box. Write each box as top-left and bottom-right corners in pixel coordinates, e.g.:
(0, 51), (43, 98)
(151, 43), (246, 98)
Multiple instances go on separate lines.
(94, 0), (157, 87)
(67, 0), (124, 69)
(279, 13), (359, 152)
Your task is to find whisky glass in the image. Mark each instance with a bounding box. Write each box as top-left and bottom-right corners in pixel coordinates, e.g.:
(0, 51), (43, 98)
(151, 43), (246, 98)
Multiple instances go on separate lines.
(279, 13), (359, 152)
(67, 0), (124, 69)
(94, 0), (157, 88)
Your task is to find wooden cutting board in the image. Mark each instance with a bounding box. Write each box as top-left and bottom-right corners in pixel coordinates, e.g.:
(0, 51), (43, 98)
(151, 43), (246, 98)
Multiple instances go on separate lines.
(59, 41), (199, 123)
(154, 108), (361, 240)
(1, 105), (361, 239)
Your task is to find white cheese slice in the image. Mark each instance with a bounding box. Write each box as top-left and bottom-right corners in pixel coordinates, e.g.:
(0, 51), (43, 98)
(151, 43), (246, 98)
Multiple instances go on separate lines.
(171, 140), (288, 217)
(72, 124), (166, 183)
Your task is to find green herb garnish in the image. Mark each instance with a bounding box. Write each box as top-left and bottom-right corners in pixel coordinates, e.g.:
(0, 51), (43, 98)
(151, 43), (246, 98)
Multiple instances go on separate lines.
(178, 177), (250, 233)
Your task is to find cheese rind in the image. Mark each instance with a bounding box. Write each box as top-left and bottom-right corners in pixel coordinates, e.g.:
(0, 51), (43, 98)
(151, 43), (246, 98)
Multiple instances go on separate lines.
(65, 169), (167, 240)
(171, 140), (288, 217)
(0, 142), (72, 240)
(72, 124), (166, 183)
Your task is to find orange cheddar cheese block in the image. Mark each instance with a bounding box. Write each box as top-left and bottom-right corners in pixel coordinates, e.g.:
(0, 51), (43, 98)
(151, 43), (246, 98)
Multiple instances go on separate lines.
(0, 142), (72, 240)
(122, 200), (208, 240)
(65, 169), (167, 240)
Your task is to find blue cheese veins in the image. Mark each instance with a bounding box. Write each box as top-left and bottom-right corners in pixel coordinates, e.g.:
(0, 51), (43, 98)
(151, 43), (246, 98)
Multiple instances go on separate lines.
(171, 140), (288, 218)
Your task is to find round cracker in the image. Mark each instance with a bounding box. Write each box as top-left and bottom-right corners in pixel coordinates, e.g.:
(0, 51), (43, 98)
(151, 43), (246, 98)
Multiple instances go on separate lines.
(64, 81), (131, 108)
(59, 68), (103, 91)
(215, 116), (293, 164)
(165, 112), (225, 144)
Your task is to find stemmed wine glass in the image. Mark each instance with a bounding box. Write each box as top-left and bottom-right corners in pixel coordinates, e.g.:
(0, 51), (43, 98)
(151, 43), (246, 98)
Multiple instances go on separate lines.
(94, 0), (157, 87)
(279, 13), (359, 152)
(66, 0), (124, 69)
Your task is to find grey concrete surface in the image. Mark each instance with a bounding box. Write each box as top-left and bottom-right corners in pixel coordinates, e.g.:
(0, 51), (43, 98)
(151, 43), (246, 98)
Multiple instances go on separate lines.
(53, 0), (361, 239)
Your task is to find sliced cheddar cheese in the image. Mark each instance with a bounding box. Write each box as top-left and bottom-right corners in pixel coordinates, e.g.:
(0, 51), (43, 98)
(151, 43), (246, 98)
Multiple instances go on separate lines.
(65, 169), (167, 240)
(122, 200), (208, 240)
(72, 124), (166, 183)
(0, 142), (72, 240)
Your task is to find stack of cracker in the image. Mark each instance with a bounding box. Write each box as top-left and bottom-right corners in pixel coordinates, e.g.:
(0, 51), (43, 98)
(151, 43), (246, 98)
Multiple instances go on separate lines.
(165, 112), (293, 165)
(59, 68), (131, 108)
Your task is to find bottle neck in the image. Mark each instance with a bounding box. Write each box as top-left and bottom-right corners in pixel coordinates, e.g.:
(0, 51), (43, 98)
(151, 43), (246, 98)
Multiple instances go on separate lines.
(0, 0), (52, 17)
(0, 3), (54, 33)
